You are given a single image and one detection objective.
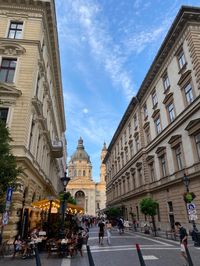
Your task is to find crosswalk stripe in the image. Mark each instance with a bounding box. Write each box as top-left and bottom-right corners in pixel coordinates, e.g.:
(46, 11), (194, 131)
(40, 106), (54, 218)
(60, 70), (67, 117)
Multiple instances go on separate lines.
(61, 258), (71, 266)
(90, 247), (180, 253)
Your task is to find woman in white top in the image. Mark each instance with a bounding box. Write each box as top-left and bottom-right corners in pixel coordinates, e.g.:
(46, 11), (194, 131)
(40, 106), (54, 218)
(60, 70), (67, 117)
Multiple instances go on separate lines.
(106, 220), (112, 245)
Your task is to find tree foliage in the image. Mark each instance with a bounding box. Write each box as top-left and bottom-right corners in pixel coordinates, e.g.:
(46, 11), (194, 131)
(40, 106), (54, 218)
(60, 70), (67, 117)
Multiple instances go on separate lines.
(140, 197), (159, 236)
(0, 120), (22, 212)
(105, 207), (121, 219)
(140, 198), (158, 216)
(59, 191), (76, 205)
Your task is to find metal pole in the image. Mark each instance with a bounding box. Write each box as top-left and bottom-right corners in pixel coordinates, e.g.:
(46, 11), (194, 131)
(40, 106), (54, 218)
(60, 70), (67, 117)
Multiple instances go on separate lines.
(34, 245), (42, 266)
(136, 244), (146, 266)
(185, 244), (194, 266)
(87, 245), (95, 266)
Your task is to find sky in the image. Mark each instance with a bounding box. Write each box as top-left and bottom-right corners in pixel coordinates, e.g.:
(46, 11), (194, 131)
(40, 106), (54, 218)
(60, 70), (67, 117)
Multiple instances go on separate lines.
(55, 0), (199, 181)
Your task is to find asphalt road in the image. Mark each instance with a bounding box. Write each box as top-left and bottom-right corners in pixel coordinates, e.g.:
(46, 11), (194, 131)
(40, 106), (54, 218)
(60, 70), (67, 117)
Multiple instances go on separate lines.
(0, 226), (199, 266)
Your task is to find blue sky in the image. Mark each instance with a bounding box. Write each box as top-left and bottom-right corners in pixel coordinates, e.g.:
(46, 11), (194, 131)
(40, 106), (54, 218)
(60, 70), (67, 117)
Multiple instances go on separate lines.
(55, 0), (198, 181)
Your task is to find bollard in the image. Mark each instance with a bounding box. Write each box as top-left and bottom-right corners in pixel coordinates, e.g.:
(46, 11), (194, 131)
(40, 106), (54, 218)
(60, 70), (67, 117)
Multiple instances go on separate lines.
(34, 245), (42, 266)
(136, 244), (146, 266)
(185, 245), (194, 266)
(87, 245), (95, 266)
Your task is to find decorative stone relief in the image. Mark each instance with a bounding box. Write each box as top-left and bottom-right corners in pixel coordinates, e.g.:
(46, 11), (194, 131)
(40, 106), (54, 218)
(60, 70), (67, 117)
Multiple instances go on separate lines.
(0, 42), (26, 56)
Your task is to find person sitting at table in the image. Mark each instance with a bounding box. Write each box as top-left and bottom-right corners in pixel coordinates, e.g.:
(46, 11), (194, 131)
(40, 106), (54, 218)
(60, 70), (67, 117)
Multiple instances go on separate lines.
(75, 233), (84, 257)
(13, 235), (28, 259)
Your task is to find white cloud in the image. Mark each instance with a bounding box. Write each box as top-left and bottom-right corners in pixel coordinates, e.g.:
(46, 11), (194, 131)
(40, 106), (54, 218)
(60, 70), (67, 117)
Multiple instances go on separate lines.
(57, 0), (136, 101)
(83, 108), (89, 114)
(124, 26), (165, 54)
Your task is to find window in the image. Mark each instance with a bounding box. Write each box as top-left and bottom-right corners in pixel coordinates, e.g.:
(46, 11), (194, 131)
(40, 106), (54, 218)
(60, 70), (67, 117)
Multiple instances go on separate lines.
(138, 168), (143, 186)
(28, 120), (35, 151)
(145, 127), (151, 145)
(154, 116), (162, 135)
(135, 136), (140, 152)
(8, 21), (23, 39)
(167, 103), (175, 122)
(175, 145), (183, 170)
(149, 163), (155, 182)
(134, 114), (138, 129)
(124, 130), (127, 143)
(128, 123), (132, 136)
(121, 153), (124, 167)
(0, 108), (9, 123)
(125, 149), (128, 163)
(0, 58), (17, 83)
(157, 205), (161, 222)
(120, 137), (122, 149)
(83, 170), (86, 176)
(136, 206), (139, 220)
(143, 103), (148, 119)
(152, 91), (158, 107)
(168, 201), (173, 212)
(130, 142), (134, 157)
(160, 155), (167, 177)
(163, 73), (170, 91)
(194, 133), (200, 160)
(177, 49), (186, 69)
(184, 83), (194, 104)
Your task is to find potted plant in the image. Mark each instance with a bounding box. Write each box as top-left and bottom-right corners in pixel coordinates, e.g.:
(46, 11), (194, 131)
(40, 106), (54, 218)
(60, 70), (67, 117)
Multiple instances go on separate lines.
(183, 192), (196, 203)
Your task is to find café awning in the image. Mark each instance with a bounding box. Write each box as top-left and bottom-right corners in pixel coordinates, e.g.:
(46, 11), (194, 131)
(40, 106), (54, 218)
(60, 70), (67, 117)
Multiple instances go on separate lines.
(31, 199), (84, 214)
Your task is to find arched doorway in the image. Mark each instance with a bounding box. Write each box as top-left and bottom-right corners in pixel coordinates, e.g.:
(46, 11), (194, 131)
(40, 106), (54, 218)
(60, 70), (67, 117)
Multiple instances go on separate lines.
(75, 191), (85, 209)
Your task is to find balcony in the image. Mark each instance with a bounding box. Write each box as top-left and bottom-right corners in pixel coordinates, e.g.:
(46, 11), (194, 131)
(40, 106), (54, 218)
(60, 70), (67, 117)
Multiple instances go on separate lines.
(51, 140), (63, 158)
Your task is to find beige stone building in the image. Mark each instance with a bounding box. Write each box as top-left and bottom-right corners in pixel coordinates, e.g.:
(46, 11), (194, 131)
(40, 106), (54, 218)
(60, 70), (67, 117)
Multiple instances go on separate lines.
(104, 6), (200, 231)
(0, 0), (66, 238)
(67, 138), (106, 216)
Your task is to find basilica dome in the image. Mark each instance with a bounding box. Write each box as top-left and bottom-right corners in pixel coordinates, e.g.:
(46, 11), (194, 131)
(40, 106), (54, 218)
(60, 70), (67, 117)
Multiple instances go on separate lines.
(70, 137), (91, 162)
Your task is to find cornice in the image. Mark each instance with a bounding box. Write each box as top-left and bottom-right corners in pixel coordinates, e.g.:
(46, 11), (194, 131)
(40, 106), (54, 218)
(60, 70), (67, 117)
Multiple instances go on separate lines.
(0, 83), (22, 97)
(0, 0), (66, 133)
(136, 6), (200, 101)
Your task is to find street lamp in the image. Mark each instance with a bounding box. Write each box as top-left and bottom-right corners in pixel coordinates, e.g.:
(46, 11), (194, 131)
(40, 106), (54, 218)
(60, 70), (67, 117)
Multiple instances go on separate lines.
(182, 174), (190, 192)
(182, 174), (200, 247)
(60, 172), (70, 239)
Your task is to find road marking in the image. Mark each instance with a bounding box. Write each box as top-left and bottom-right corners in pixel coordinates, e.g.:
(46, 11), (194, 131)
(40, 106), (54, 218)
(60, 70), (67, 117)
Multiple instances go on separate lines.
(61, 258), (71, 266)
(89, 235), (138, 240)
(90, 244), (172, 250)
(143, 255), (158, 260)
(126, 232), (171, 246)
(90, 247), (180, 253)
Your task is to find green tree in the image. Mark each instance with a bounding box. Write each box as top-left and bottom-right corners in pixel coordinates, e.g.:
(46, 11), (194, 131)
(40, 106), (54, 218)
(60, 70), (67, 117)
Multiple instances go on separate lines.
(105, 207), (121, 219)
(140, 197), (158, 236)
(59, 191), (76, 205)
(0, 120), (22, 212)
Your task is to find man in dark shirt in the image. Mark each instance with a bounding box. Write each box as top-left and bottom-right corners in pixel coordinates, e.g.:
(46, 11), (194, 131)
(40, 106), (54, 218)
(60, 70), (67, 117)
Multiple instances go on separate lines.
(175, 222), (188, 266)
(98, 220), (105, 245)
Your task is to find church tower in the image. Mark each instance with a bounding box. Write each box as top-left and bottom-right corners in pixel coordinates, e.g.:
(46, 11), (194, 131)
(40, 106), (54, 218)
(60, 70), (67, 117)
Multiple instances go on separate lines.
(100, 142), (107, 183)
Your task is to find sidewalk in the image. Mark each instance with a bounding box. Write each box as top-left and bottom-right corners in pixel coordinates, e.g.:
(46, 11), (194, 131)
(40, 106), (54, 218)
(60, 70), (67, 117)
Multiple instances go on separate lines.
(0, 246), (89, 266)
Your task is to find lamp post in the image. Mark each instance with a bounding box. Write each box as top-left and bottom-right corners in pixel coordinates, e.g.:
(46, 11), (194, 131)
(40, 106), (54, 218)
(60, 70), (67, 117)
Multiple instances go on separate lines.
(60, 172), (70, 239)
(182, 174), (200, 246)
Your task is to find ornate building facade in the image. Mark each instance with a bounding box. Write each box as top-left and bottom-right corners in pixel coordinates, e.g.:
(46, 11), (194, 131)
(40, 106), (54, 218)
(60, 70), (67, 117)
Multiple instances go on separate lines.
(104, 6), (200, 231)
(0, 0), (66, 238)
(67, 138), (106, 216)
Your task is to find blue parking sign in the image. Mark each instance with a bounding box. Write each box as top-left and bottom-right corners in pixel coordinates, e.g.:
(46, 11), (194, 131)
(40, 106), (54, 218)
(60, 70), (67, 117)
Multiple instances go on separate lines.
(6, 187), (13, 202)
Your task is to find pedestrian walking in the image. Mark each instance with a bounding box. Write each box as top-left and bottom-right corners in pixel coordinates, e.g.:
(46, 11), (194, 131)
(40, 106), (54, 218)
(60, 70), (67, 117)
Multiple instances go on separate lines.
(106, 220), (112, 245)
(175, 221), (188, 266)
(98, 220), (105, 245)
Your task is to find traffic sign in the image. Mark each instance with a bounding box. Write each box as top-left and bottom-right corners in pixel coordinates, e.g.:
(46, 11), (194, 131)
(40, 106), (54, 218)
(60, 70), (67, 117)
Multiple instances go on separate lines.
(189, 214), (198, 221)
(2, 211), (9, 225)
(6, 187), (13, 202)
(187, 203), (196, 211)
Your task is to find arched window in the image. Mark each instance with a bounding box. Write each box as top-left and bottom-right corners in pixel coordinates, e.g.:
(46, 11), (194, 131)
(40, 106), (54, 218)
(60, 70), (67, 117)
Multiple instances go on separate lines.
(78, 170), (81, 176)
(83, 170), (85, 176)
